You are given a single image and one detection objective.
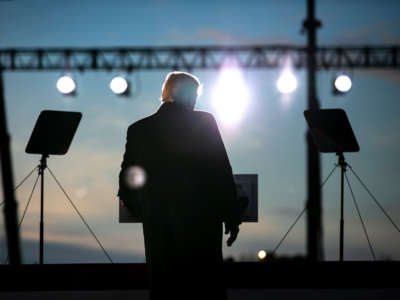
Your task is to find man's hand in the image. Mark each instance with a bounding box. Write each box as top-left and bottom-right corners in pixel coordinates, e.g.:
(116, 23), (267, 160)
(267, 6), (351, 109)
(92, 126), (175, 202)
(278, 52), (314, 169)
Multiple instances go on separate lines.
(225, 223), (239, 247)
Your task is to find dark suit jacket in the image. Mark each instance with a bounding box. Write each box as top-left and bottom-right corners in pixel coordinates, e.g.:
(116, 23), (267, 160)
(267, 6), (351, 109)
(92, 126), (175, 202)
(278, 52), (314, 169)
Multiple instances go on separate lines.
(118, 102), (241, 298)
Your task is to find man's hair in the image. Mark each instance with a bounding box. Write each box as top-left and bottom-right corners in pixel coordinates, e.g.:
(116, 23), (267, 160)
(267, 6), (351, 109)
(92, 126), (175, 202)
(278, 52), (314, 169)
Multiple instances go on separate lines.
(160, 71), (201, 105)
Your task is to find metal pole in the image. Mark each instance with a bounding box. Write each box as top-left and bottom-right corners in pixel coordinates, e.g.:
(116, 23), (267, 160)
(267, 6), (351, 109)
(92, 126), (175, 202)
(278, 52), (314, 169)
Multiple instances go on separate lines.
(39, 155), (47, 264)
(338, 153), (346, 262)
(304, 0), (323, 261)
(0, 69), (21, 265)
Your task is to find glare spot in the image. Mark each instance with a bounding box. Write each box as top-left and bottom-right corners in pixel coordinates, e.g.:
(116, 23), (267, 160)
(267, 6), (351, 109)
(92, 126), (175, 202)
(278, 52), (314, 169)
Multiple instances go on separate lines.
(75, 187), (88, 199)
(277, 70), (297, 94)
(258, 250), (267, 261)
(57, 75), (76, 94)
(334, 75), (352, 93)
(125, 166), (147, 189)
(110, 76), (129, 94)
(197, 84), (203, 97)
(212, 66), (249, 125)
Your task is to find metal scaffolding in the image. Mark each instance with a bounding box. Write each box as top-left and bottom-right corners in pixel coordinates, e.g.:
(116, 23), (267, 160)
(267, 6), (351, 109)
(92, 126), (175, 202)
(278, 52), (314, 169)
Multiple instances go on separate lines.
(0, 45), (398, 71)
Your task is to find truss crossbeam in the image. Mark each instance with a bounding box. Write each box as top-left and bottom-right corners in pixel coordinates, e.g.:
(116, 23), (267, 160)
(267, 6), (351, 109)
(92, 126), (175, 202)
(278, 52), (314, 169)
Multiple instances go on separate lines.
(0, 46), (398, 71)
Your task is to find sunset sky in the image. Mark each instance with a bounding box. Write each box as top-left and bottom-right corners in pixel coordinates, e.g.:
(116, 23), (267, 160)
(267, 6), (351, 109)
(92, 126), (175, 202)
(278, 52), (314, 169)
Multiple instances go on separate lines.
(1, 0), (400, 263)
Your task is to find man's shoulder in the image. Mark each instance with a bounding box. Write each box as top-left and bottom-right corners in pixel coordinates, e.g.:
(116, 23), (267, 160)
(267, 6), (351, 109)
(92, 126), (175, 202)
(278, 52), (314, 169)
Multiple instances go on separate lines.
(127, 114), (156, 133)
(192, 110), (220, 131)
(193, 110), (216, 123)
(126, 109), (218, 133)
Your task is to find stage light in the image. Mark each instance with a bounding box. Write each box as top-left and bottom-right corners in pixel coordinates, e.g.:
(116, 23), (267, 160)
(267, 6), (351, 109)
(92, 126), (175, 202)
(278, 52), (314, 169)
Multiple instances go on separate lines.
(277, 70), (297, 94)
(212, 66), (249, 125)
(57, 75), (76, 95)
(333, 74), (352, 94)
(257, 250), (267, 261)
(110, 76), (129, 95)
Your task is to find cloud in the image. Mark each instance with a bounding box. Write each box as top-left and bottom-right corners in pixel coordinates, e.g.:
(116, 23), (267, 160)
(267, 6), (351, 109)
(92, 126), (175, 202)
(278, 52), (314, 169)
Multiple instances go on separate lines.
(199, 28), (294, 45)
(271, 206), (304, 218)
(195, 28), (236, 45)
(369, 131), (400, 148)
(75, 186), (88, 199)
(368, 119), (400, 148)
(0, 237), (144, 264)
(167, 27), (293, 46)
(333, 20), (400, 45)
(329, 20), (400, 86)
(356, 70), (400, 87)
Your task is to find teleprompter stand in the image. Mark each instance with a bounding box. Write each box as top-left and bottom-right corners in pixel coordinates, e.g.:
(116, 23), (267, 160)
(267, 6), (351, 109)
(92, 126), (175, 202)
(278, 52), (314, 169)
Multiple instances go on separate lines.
(25, 110), (82, 264)
(268, 109), (399, 261)
(304, 109), (359, 262)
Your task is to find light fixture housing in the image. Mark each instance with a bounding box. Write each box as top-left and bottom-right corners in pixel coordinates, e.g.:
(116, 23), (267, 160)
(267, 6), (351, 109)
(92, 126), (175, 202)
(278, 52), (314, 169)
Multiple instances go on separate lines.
(57, 75), (76, 95)
(110, 75), (130, 96)
(277, 70), (297, 94)
(333, 74), (352, 95)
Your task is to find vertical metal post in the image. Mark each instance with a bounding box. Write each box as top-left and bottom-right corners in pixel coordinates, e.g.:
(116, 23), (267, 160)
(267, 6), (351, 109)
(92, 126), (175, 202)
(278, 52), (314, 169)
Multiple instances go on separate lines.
(304, 0), (323, 261)
(0, 69), (22, 265)
(338, 153), (346, 262)
(39, 155), (47, 264)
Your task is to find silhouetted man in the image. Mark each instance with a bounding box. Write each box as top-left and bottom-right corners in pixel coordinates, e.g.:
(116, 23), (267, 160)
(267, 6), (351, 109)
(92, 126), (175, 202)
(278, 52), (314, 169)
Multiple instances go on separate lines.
(118, 71), (242, 300)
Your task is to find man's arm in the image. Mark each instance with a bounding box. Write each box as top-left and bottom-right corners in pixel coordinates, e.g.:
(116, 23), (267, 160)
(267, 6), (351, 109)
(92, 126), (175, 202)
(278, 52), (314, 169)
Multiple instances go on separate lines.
(205, 113), (242, 246)
(118, 126), (133, 200)
(118, 126), (143, 220)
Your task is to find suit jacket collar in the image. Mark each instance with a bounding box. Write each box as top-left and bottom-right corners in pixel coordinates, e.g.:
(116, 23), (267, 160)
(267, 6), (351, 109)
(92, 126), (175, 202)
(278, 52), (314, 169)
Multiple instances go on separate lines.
(156, 101), (192, 114)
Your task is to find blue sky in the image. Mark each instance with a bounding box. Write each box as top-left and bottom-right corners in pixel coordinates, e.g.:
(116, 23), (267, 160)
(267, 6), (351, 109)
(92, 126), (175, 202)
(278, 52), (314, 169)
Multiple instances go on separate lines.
(1, 0), (400, 263)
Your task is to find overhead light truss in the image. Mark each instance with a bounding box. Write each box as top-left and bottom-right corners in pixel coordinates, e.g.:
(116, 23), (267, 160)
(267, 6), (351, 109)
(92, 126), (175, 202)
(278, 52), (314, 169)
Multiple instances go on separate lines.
(0, 45), (399, 71)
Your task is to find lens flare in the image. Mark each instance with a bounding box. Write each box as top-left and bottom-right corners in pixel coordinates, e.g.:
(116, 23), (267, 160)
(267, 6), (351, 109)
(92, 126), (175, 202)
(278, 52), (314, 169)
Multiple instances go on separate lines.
(197, 84), (203, 97)
(257, 250), (267, 261)
(334, 75), (352, 93)
(212, 67), (249, 125)
(125, 166), (147, 189)
(75, 187), (88, 199)
(57, 75), (76, 94)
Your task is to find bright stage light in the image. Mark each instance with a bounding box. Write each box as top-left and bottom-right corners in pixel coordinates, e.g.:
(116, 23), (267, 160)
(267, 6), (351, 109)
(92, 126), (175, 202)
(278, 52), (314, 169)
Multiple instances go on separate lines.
(334, 74), (352, 93)
(110, 76), (129, 95)
(212, 67), (249, 125)
(257, 250), (267, 261)
(57, 75), (76, 95)
(277, 70), (297, 94)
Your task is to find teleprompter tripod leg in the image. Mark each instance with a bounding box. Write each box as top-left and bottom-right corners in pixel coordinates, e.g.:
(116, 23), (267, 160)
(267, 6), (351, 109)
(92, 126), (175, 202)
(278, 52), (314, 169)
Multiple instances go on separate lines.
(46, 166), (114, 263)
(4, 173), (40, 264)
(344, 172), (376, 261)
(271, 164), (338, 257)
(0, 166), (38, 207)
(348, 165), (400, 235)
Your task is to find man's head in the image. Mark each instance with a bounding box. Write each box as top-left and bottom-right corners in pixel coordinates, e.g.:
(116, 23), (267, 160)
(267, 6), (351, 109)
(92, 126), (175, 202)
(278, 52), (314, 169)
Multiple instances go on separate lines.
(160, 71), (202, 110)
